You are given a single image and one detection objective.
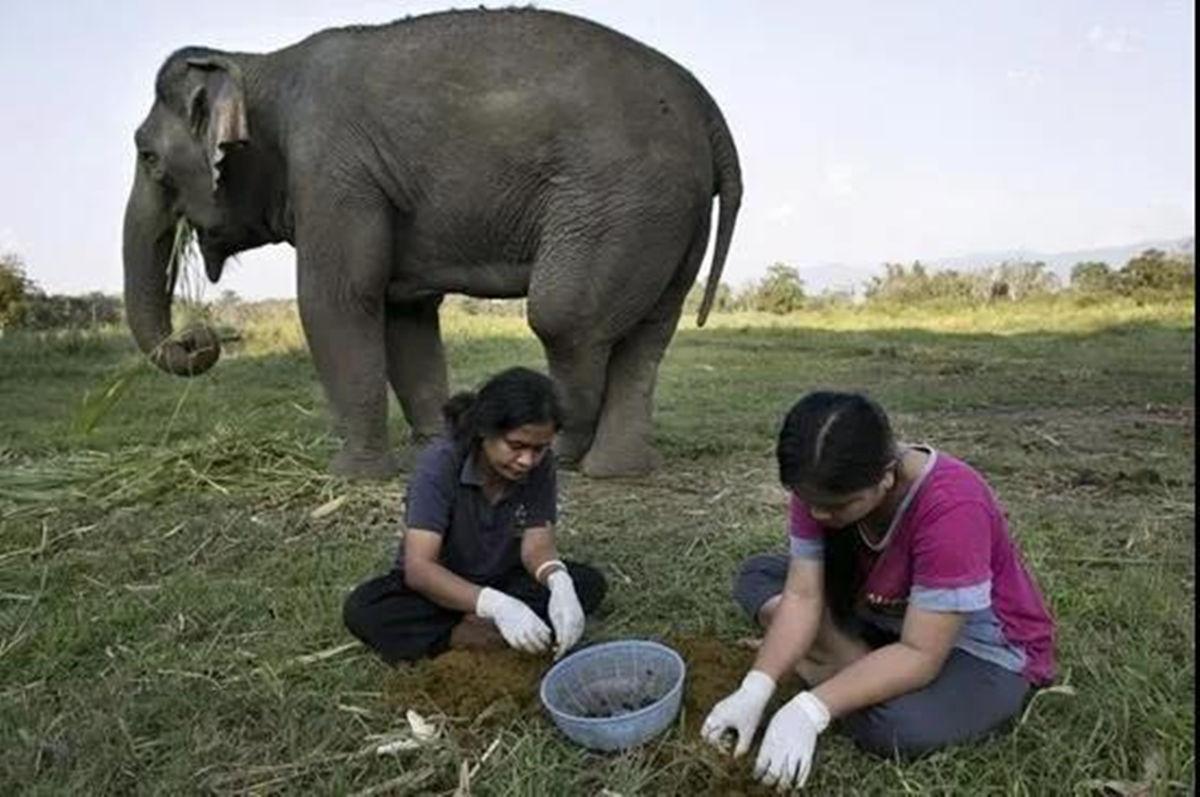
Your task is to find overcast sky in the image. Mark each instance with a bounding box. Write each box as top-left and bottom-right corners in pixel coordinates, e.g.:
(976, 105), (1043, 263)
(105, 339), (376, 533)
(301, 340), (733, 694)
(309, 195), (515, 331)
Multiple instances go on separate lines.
(0, 0), (1193, 300)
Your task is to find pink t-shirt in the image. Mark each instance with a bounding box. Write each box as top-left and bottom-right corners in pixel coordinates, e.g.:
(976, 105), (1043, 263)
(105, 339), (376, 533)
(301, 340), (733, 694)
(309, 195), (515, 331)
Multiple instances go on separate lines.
(789, 448), (1056, 685)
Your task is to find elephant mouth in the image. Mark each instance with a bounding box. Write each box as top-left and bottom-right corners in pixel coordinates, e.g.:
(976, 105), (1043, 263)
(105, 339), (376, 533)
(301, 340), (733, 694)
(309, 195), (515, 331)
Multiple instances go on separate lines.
(195, 228), (230, 283)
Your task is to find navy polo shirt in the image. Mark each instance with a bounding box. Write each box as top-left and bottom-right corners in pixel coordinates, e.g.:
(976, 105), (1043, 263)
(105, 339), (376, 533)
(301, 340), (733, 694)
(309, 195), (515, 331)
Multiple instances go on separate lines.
(396, 436), (557, 584)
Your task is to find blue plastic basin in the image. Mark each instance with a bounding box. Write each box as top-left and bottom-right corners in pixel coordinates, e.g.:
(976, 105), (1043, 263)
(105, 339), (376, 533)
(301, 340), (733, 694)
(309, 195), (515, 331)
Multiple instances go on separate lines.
(539, 639), (686, 752)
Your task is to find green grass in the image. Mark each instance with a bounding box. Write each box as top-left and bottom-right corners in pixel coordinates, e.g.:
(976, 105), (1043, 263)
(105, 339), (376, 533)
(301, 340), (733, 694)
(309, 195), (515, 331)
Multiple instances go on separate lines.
(0, 298), (1194, 795)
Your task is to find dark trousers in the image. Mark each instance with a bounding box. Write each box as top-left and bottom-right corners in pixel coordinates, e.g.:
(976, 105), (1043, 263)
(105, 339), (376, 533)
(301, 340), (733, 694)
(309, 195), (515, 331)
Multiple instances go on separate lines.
(343, 561), (607, 664)
(733, 552), (1031, 760)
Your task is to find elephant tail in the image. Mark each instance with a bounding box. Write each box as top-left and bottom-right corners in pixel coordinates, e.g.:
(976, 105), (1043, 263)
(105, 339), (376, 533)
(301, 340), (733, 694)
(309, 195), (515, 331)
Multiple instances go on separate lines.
(698, 99), (742, 327)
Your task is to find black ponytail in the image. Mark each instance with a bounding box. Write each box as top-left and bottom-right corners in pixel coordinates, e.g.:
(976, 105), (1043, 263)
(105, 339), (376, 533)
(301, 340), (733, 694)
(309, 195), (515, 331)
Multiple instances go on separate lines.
(441, 391), (479, 443)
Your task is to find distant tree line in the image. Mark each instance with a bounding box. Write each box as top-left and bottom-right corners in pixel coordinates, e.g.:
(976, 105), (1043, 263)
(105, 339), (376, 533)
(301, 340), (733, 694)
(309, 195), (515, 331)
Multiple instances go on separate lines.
(0, 244), (1193, 331)
(1067, 248), (1196, 298)
(685, 245), (1195, 314)
(0, 253), (123, 330)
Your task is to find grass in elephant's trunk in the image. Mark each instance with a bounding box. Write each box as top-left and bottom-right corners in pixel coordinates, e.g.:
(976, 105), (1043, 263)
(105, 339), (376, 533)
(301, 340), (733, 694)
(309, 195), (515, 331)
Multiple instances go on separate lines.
(166, 217), (216, 326)
(71, 219), (218, 435)
(380, 635), (784, 794)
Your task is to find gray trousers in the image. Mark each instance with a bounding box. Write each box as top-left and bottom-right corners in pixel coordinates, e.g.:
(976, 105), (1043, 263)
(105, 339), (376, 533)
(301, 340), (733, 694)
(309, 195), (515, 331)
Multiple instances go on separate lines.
(733, 553), (1031, 760)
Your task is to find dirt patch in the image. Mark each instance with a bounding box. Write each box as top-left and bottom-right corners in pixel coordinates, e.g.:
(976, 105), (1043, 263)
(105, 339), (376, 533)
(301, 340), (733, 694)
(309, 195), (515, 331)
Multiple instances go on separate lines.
(1140, 402), (1195, 424)
(1067, 466), (1190, 491)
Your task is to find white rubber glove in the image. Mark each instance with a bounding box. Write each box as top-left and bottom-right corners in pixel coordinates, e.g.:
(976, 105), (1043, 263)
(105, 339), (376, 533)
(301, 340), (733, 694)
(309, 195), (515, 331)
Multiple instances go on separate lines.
(753, 690), (831, 791)
(475, 587), (552, 654)
(546, 570), (585, 659)
(700, 669), (776, 757)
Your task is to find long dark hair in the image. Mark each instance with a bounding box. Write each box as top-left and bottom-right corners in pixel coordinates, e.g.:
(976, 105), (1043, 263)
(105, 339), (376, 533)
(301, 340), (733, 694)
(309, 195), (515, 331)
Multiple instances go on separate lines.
(442, 367), (564, 454)
(776, 391), (896, 623)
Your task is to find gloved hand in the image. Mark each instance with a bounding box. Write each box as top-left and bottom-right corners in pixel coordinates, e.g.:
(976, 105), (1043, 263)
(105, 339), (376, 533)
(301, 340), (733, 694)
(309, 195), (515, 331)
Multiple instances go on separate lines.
(700, 669), (776, 757)
(546, 569), (585, 659)
(475, 587), (552, 654)
(753, 690), (830, 791)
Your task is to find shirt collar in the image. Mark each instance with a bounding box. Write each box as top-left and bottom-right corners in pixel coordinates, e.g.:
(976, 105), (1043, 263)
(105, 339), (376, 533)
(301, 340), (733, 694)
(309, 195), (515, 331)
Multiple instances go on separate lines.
(459, 450), (485, 486)
(874, 444), (939, 547)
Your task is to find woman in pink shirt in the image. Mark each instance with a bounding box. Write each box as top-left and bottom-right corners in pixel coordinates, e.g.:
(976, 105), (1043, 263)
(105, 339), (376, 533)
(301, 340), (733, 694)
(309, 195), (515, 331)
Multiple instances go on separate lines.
(702, 391), (1056, 790)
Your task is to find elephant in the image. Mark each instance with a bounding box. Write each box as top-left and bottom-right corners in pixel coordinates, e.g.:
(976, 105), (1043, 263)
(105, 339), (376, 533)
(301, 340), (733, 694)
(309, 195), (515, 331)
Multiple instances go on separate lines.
(123, 7), (741, 479)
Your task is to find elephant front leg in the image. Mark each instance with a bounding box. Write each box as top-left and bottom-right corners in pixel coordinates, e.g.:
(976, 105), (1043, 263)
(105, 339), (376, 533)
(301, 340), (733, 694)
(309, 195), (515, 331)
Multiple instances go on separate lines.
(296, 209), (399, 480)
(385, 299), (449, 446)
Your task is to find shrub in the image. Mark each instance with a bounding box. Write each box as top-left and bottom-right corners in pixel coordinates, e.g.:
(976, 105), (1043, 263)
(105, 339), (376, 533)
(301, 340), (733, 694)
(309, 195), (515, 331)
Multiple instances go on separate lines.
(0, 252), (35, 329)
(1116, 249), (1194, 296)
(23, 292), (123, 330)
(986, 260), (1059, 301)
(864, 261), (978, 305)
(1070, 261), (1115, 293)
(1069, 250), (1194, 299)
(742, 262), (807, 314)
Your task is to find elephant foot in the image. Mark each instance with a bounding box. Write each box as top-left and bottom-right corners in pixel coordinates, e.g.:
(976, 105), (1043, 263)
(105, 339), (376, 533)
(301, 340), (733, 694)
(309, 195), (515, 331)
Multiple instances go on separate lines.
(408, 428), (441, 449)
(330, 448), (402, 480)
(579, 444), (662, 479)
(390, 445), (418, 472)
(393, 430), (439, 471)
(554, 433), (593, 470)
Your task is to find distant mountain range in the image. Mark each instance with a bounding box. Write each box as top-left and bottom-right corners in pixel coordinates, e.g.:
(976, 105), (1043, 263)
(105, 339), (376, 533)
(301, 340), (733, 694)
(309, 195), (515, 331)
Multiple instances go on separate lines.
(795, 235), (1194, 294)
(926, 236), (1194, 276)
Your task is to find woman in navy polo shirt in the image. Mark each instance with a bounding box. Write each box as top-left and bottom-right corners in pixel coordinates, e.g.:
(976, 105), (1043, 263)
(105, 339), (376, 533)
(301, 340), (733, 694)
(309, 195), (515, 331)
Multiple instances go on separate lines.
(344, 367), (607, 663)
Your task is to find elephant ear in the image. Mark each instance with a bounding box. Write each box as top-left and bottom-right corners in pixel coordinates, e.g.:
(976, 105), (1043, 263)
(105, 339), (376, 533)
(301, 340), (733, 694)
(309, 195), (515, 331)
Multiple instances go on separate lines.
(185, 57), (249, 193)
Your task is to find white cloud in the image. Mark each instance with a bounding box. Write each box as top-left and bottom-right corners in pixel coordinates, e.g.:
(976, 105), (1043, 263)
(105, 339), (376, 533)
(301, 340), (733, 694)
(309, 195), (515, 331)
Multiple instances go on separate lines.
(1086, 24), (1140, 54)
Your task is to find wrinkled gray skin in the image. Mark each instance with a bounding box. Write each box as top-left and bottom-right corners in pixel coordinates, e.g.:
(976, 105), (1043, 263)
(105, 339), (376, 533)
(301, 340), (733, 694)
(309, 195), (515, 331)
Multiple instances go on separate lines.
(124, 8), (741, 479)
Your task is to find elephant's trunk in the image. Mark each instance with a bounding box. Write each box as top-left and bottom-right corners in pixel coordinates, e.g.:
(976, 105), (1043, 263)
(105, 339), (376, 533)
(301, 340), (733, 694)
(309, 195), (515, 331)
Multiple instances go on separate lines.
(122, 169), (220, 376)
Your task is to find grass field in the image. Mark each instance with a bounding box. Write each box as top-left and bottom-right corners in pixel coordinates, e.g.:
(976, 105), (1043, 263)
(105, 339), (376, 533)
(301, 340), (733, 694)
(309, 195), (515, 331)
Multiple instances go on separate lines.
(0, 296), (1194, 795)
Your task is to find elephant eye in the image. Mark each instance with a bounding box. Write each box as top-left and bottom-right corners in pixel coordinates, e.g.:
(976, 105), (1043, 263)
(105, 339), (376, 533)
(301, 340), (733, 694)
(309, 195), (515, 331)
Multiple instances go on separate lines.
(140, 151), (159, 166)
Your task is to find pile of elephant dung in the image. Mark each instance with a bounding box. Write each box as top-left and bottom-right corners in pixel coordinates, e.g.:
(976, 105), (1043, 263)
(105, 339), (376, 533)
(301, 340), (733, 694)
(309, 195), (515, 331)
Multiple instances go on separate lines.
(381, 636), (785, 794)
(666, 635), (802, 796)
(670, 634), (758, 736)
(382, 648), (547, 727)
(381, 634), (764, 734)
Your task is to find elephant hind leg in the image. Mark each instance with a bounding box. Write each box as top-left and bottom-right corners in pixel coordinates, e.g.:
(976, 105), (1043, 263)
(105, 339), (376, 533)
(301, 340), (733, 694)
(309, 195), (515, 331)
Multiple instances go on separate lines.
(539, 337), (613, 468)
(527, 243), (632, 469)
(580, 220), (711, 478)
(528, 197), (707, 474)
(385, 298), (449, 447)
(577, 317), (671, 477)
